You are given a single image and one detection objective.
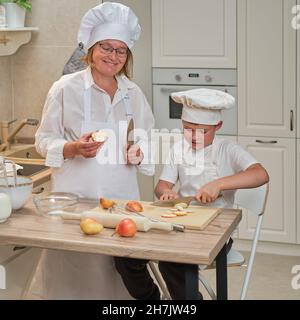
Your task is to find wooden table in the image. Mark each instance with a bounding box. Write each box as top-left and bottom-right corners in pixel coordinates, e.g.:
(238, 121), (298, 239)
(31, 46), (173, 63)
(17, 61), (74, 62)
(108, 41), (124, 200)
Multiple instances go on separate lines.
(0, 198), (242, 300)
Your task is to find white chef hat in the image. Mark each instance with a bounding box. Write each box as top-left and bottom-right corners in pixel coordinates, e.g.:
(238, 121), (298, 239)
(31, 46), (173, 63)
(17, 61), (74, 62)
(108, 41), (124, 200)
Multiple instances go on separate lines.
(78, 2), (141, 52)
(171, 88), (235, 125)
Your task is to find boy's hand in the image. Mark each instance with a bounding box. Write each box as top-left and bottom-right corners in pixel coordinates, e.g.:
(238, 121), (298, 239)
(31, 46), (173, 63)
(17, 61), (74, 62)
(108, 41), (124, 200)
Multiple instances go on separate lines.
(160, 190), (179, 201)
(195, 181), (222, 204)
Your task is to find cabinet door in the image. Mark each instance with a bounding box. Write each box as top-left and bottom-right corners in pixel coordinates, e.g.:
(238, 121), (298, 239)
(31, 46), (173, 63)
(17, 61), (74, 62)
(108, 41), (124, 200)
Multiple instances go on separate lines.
(152, 0), (236, 68)
(297, 139), (300, 243)
(298, 7), (300, 139)
(238, 0), (296, 138)
(238, 137), (296, 243)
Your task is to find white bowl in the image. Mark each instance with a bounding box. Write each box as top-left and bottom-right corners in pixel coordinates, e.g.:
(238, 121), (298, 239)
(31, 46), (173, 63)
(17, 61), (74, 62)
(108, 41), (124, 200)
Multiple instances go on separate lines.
(0, 176), (33, 211)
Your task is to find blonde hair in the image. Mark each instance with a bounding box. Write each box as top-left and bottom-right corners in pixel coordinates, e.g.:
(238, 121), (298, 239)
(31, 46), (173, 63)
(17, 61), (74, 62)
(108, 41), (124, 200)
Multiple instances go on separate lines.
(81, 43), (133, 79)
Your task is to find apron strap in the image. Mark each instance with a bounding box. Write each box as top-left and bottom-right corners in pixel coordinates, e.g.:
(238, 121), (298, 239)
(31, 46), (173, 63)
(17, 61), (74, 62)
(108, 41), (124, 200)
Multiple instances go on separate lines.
(84, 88), (91, 123)
(123, 93), (133, 124)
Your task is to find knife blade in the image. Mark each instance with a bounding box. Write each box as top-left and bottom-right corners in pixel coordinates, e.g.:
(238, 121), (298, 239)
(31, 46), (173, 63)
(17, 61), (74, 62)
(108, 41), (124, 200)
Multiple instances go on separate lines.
(150, 196), (195, 207)
(126, 118), (134, 147)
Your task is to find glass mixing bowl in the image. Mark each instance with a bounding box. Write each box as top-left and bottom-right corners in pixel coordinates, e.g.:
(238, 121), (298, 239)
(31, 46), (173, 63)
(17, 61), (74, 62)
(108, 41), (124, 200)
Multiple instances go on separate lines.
(33, 192), (79, 217)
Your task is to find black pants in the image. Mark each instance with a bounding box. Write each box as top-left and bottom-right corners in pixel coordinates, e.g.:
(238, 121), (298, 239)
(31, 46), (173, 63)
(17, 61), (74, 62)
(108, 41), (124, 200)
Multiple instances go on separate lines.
(114, 257), (202, 300)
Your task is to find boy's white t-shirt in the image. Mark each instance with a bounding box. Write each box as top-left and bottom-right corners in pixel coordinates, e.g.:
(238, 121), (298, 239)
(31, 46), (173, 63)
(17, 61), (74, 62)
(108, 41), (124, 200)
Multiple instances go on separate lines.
(159, 137), (259, 208)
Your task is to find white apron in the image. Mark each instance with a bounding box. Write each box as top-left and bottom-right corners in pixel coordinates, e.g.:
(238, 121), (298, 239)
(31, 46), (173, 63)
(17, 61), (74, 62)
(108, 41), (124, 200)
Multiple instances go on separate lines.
(40, 88), (138, 299)
(178, 144), (229, 208)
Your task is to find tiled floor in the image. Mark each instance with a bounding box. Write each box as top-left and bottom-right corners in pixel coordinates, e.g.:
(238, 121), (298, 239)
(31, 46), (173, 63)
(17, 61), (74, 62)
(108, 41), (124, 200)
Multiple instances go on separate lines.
(27, 251), (300, 300)
(199, 251), (300, 300)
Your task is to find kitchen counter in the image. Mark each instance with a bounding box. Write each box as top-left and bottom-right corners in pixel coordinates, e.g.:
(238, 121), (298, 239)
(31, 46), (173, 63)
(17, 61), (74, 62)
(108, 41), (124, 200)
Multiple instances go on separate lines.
(0, 198), (242, 299)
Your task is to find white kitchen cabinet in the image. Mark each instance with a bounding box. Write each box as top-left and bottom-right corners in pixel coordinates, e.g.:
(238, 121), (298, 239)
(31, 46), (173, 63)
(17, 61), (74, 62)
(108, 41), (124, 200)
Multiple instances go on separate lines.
(297, 139), (300, 244)
(238, 0), (296, 138)
(238, 137), (296, 243)
(298, 13), (300, 139)
(32, 180), (51, 195)
(152, 0), (236, 68)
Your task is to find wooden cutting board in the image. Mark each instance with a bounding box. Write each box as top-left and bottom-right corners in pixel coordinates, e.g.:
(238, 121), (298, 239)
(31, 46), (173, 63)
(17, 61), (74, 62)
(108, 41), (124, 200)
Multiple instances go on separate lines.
(93, 200), (221, 231)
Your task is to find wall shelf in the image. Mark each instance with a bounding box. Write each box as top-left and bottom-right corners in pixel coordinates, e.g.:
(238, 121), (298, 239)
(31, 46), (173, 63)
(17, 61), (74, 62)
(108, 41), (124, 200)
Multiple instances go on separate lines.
(0, 27), (38, 56)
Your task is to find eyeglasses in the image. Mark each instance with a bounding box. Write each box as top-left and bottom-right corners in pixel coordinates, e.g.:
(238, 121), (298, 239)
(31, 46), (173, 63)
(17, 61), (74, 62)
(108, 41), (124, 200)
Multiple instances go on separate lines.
(98, 43), (128, 58)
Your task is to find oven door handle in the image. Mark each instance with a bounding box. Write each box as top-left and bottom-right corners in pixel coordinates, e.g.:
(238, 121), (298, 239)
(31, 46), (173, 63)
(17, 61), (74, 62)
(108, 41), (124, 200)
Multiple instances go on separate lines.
(159, 87), (186, 93)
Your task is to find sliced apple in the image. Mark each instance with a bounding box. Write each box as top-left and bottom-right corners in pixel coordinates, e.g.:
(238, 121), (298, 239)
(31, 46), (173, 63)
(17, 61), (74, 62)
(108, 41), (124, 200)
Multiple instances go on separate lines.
(91, 130), (108, 142)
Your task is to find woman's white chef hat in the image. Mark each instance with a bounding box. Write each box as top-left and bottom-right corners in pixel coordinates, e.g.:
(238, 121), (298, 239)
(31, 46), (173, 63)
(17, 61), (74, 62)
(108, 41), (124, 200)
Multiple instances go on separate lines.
(78, 2), (141, 52)
(171, 88), (235, 125)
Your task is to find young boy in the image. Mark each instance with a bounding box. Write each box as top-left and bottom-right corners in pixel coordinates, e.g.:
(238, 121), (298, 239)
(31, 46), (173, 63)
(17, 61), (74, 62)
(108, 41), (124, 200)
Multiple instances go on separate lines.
(155, 88), (269, 207)
(115, 88), (269, 300)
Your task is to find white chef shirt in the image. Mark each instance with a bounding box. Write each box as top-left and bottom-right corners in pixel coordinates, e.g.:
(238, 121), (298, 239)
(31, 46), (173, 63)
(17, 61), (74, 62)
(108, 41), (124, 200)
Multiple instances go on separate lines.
(35, 67), (155, 176)
(159, 137), (259, 207)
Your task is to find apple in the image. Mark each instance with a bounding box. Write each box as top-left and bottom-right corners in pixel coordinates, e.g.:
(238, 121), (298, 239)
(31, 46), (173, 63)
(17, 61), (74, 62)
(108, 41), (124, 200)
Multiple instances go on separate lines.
(116, 218), (137, 237)
(80, 218), (103, 235)
(125, 201), (143, 213)
(100, 198), (116, 210)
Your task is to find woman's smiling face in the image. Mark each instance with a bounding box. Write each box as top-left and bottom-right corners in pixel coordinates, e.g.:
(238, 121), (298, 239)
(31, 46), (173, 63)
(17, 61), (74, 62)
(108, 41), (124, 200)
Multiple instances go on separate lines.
(92, 39), (128, 77)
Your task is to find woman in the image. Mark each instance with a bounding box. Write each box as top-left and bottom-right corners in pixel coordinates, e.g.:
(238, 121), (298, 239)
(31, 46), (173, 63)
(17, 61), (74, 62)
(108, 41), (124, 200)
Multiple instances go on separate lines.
(35, 2), (154, 299)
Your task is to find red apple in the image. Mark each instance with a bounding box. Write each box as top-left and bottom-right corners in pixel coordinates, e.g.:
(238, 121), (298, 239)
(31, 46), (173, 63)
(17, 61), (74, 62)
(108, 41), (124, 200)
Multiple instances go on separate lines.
(116, 218), (137, 237)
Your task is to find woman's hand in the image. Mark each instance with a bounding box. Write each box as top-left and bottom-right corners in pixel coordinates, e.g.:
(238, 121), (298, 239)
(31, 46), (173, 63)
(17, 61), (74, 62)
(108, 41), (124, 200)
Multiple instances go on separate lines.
(63, 133), (104, 159)
(126, 144), (144, 165)
(160, 190), (179, 201)
(195, 180), (222, 204)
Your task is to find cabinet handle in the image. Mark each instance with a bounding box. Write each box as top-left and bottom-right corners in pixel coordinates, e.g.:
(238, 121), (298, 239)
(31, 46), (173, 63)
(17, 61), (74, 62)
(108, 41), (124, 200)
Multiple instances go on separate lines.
(255, 140), (278, 144)
(13, 246), (27, 251)
(32, 187), (45, 194)
(290, 110), (294, 131)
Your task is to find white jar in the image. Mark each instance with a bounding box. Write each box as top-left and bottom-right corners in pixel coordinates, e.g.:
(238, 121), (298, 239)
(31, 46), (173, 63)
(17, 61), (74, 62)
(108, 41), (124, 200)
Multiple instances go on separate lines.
(0, 193), (12, 223)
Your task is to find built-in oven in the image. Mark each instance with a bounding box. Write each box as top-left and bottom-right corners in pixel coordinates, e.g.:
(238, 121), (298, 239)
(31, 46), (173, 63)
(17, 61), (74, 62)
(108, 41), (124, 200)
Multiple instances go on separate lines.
(152, 68), (237, 135)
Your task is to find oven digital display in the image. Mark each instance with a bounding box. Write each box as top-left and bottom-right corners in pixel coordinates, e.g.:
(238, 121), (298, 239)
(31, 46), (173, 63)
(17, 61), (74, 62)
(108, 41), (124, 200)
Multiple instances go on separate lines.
(188, 73), (199, 78)
(169, 97), (183, 119)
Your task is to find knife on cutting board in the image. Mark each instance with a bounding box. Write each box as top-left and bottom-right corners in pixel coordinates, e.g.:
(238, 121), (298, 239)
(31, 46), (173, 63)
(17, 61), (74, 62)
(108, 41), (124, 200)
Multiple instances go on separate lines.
(151, 194), (224, 207)
(150, 196), (195, 207)
(60, 211), (185, 232)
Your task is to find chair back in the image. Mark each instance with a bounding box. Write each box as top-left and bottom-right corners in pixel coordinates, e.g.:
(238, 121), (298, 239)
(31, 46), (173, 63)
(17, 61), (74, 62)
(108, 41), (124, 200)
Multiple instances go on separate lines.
(234, 183), (269, 216)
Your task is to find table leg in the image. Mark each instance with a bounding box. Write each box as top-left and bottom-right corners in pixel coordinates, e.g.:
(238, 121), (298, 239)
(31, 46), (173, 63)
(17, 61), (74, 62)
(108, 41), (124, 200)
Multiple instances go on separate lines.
(216, 243), (228, 300)
(184, 264), (201, 300)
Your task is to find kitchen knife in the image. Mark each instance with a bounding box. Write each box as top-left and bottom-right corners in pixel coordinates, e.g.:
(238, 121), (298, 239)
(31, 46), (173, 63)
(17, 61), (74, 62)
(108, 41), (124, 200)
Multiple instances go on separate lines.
(126, 118), (134, 147)
(150, 196), (195, 207)
(60, 211), (184, 232)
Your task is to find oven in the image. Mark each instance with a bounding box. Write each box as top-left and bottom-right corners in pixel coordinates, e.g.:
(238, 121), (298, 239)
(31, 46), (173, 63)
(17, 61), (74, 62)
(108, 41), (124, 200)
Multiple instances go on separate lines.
(152, 68), (237, 135)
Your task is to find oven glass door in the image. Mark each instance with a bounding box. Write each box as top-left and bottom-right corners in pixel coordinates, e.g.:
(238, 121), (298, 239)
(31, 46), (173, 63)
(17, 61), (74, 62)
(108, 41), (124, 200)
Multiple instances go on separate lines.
(153, 85), (237, 135)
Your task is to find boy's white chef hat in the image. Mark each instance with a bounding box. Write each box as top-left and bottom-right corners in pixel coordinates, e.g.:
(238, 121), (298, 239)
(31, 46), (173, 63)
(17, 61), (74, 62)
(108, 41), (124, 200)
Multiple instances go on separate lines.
(78, 2), (141, 52)
(171, 88), (235, 125)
